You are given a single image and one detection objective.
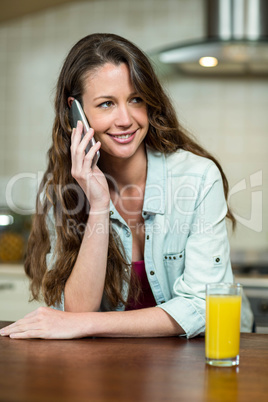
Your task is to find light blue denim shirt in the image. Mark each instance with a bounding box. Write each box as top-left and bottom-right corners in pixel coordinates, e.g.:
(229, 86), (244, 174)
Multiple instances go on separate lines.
(47, 147), (253, 338)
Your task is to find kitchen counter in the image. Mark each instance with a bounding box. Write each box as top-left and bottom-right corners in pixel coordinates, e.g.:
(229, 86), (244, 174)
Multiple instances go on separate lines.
(0, 322), (267, 402)
(234, 275), (268, 288)
(0, 264), (45, 321)
(235, 275), (268, 290)
(0, 263), (26, 276)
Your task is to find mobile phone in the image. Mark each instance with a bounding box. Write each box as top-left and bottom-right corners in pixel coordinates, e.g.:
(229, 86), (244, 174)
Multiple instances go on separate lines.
(69, 99), (100, 168)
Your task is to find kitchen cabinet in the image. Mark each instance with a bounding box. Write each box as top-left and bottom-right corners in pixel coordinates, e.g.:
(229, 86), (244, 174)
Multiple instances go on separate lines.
(0, 264), (45, 321)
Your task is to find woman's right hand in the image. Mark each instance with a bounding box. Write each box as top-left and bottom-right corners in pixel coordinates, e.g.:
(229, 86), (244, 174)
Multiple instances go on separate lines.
(70, 121), (110, 212)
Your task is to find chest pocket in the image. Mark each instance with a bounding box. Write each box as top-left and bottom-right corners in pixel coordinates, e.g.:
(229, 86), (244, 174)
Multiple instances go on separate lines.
(163, 250), (185, 295)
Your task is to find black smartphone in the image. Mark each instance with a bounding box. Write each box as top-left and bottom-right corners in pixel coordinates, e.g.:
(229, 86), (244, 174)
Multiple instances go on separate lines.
(69, 99), (100, 168)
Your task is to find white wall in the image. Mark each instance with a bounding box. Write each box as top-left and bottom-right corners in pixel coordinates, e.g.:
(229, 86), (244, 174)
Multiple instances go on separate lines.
(0, 0), (267, 253)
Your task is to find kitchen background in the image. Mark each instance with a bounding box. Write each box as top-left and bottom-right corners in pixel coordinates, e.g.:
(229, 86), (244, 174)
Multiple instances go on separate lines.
(0, 0), (267, 328)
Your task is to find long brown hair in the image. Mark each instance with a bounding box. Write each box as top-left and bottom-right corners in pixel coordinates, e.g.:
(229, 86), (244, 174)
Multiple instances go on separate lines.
(25, 33), (235, 308)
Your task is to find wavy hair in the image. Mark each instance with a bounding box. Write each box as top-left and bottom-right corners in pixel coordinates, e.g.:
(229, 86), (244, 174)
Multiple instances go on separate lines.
(25, 33), (235, 308)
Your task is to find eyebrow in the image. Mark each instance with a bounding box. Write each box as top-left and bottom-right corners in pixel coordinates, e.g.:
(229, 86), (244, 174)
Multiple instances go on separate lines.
(93, 96), (115, 101)
(93, 92), (139, 101)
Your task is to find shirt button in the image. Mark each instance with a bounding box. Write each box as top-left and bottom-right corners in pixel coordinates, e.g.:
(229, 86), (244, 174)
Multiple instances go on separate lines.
(150, 271), (155, 275)
(126, 231), (131, 237)
(216, 257), (220, 263)
(109, 211), (114, 216)
(146, 235), (150, 240)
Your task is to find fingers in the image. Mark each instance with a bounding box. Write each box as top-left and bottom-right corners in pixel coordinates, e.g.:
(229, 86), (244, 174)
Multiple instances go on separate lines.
(70, 121), (100, 177)
(1, 318), (33, 338)
(0, 324), (13, 336)
(71, 120), (95, 156)
(71, 120), (83, 147)
(0, 307), (49, 338)
(6, 312), (54, 340)
(70, 121), (88, 173)
(0, 308), (89, 340)
(4, 325), (44, 339)
(82, 140), (101, 173)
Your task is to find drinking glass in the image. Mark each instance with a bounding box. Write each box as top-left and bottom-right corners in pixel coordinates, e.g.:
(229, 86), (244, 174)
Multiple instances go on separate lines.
(205, 283), (242, 367)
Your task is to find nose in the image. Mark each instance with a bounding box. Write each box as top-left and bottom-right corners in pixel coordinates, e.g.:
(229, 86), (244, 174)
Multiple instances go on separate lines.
(114, 104), (132, 128)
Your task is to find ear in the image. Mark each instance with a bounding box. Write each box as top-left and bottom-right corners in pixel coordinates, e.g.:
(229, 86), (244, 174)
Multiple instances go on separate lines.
(67, 96), (75, 108)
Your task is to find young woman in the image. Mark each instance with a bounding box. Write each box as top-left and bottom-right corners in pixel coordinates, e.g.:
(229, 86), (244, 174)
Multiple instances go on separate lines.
(0, 33), (253, 339)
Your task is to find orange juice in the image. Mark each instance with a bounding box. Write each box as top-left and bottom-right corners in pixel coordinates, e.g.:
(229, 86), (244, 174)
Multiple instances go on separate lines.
(205, 294), (241, 360)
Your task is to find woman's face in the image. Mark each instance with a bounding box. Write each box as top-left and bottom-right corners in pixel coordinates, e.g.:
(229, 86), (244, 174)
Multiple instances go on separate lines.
(81, 62), (149, 160)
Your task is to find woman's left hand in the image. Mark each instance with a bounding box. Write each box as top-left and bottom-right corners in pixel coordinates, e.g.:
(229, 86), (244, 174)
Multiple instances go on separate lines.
(0, 307), (90, 340)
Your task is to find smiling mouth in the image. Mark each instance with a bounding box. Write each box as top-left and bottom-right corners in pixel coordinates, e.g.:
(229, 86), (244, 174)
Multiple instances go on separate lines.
(111, 133), (132, 139)
(108, 130), (137, 139)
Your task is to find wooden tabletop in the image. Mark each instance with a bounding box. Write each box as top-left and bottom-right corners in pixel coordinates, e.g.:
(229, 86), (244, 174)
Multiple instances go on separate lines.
(0, 321), (268, 402)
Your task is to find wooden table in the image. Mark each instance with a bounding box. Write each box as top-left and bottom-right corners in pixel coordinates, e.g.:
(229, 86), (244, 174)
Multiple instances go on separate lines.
(0, 321), (267, 402)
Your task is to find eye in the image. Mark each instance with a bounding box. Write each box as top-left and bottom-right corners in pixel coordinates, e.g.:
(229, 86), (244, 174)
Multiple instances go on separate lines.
(98, 101), (113, 108)
(131, 97), (143, 104)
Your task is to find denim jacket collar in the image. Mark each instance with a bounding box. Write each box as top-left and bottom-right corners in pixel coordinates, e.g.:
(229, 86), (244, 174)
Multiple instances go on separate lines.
(143, 146), (166, 215)
(109, 146), (166, 222)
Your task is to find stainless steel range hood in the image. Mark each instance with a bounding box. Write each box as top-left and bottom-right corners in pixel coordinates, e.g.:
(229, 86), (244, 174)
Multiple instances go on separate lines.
(151, 0), (268, 76)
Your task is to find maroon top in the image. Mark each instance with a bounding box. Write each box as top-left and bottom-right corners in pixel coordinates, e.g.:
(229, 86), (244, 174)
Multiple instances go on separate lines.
(125, 260), (156, 310)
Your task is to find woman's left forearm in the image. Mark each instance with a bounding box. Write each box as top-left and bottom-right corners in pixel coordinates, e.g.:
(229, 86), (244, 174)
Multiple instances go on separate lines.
(86, 308), (184, 338)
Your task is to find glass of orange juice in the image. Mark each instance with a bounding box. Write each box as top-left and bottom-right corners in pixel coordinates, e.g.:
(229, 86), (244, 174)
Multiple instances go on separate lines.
(205, 283), (242, 367)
